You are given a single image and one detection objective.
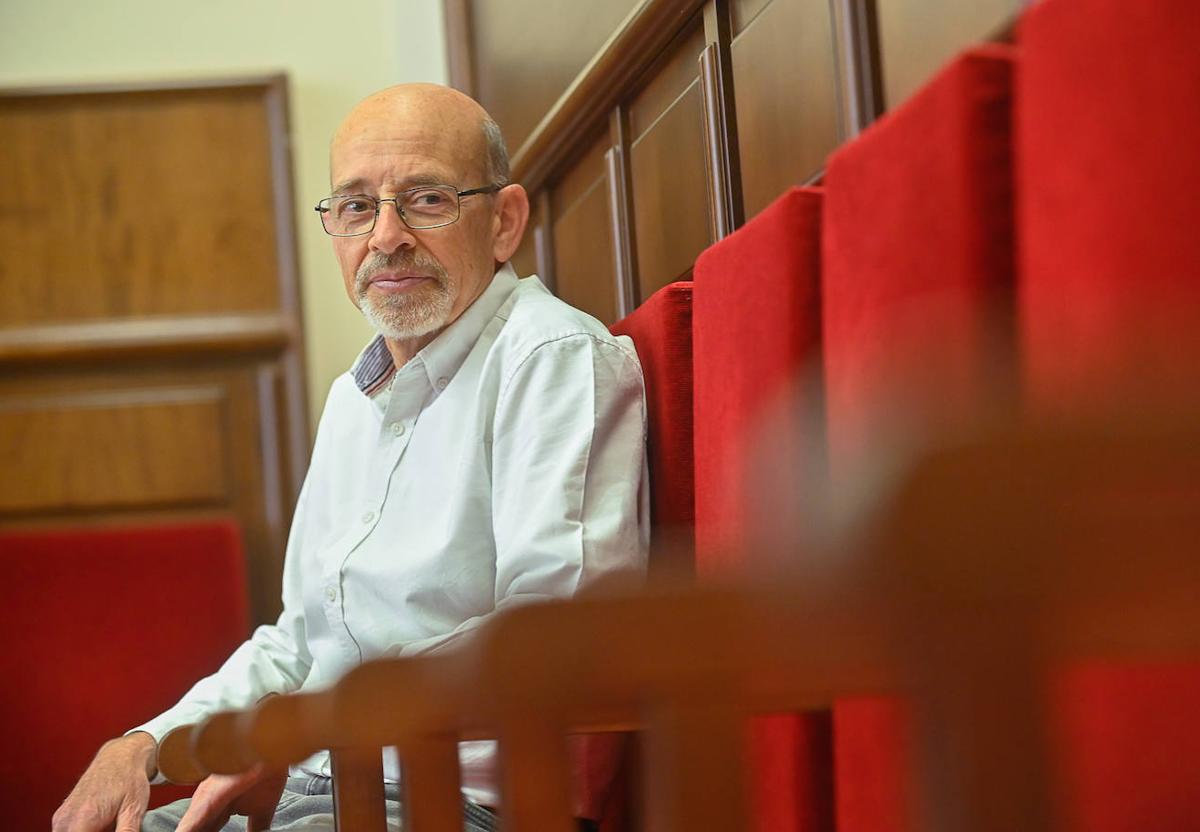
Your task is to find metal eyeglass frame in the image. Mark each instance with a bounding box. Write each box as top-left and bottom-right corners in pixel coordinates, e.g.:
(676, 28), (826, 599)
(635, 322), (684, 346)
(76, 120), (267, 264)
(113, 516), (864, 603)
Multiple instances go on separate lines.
(314, 183), (504, 236)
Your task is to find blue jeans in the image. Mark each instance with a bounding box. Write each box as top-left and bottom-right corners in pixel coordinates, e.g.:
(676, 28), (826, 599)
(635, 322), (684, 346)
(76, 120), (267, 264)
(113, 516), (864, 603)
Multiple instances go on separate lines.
(141, 775), (498, 831)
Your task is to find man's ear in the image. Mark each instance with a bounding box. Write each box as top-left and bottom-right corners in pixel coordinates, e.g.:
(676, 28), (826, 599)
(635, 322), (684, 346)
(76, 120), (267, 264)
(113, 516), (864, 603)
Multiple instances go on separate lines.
(491, 184), (530, 264)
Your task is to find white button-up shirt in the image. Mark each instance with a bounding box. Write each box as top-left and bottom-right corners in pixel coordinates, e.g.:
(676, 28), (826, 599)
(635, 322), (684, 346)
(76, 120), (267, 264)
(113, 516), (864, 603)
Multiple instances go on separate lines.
(136, 265), (648, 806)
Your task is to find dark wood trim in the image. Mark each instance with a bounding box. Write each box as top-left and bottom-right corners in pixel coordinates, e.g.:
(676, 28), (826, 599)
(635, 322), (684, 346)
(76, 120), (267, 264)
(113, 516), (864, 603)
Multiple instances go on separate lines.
(0, 73), (293, 99)
(606, 108), (639, 318)
(534, 189), (557, 292)
(831, 0), (884, 136)
(255, 363), (289, 583)
(262, 75), (313, 474)
(0, 313), (294, 366)
(510, 0), (707, 196)
(698, 39), (745, 240)
(442, 0), (477, 97)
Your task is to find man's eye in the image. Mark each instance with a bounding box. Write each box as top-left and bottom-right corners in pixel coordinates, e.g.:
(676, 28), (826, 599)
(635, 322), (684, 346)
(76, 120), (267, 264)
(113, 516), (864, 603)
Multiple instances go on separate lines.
(341, 199), (374, 214)
(411, 190), (449, 207)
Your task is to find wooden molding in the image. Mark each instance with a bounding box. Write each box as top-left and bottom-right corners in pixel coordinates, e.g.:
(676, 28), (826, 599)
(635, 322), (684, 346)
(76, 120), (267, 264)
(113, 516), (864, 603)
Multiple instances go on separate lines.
(534, 189), (557, 293)
(0, 73), (291, 99)
(0, 313), (294, 366)
(831, 0), (884, 137)
(510, 0), (707, 196)
(442, 0), (477, 96)
(606, 108), (639, 318)
(699, 41), (745, 240)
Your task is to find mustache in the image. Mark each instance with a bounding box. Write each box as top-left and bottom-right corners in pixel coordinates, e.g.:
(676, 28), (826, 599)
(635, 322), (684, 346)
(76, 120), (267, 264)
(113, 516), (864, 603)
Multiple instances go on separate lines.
(355, 252), (447, 292)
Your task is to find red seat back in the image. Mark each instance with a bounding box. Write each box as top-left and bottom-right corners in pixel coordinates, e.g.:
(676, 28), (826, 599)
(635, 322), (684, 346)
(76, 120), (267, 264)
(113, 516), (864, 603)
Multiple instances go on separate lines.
(610, 281), (696, 575)
(822, 45), (1017, 832)
(693, 188), (830, 832)
(1, 520), (249, 828)
(1018, 1), (1200, 828)
(1018, 0), (1200, 415)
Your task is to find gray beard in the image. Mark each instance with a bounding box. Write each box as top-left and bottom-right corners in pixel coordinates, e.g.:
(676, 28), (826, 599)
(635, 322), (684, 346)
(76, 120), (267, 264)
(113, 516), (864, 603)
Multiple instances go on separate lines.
(355, 253), (454, 340)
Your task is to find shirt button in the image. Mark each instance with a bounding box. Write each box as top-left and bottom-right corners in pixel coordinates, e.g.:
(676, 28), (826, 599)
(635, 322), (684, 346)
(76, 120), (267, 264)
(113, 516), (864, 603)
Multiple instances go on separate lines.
(325, 586), (336, 602)
(362, 511), (375, 524)
(391, 422), (405, 436)
(436, 377), (449, 390)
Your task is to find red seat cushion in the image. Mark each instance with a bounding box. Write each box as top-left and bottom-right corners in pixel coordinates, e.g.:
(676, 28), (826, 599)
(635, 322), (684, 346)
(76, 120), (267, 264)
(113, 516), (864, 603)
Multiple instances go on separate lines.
(1018, 1), (1200, 828)
(693, 187), (831, 832)
(0, 520), (249, 829)
(610, 281), (695, 571)
(822, 45), (1016, 832)
(1018, 0), (1200, 414)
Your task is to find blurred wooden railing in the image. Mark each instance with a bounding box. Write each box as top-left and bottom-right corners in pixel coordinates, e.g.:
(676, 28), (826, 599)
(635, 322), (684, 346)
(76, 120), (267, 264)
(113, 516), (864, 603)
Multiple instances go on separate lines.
(158, 423), (1200, 832)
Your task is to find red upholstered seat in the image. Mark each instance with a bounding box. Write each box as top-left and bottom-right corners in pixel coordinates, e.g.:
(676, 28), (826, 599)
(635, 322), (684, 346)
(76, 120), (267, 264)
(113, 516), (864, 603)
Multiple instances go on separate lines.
(1, 520), (249, 829)
(610, 281), (696, 572)
(822, 46), (1016, 832)
(1018, 1), (1200, 829)
(692, 187), (829, 832)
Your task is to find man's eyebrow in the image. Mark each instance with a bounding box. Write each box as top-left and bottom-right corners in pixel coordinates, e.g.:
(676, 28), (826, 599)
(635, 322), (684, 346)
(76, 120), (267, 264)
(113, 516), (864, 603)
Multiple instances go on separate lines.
(331, 178), (367, 196)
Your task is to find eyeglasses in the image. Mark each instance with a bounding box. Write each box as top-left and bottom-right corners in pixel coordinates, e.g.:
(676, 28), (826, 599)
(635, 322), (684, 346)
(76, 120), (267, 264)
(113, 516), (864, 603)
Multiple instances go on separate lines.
(314, 183), (503, 236)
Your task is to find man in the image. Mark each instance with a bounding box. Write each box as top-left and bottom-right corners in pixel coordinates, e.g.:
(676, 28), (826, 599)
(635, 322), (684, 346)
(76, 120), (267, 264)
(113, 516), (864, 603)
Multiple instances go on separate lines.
(53, 83), (647, 832)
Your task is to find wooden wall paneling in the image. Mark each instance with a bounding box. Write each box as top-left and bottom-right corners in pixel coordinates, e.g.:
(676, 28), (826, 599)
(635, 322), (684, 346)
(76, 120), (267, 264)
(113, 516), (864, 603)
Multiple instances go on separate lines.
(730, 0), (772, 33)
(831, 0), (884, 136)
(0, 86), (281, 325)
(550, 133), (620, 324)
(442, 0), (477, 96)
(508, 0), (708, 197)
(0, 313), (290, 367)
(628, 20), (711, 300)
(0, 386), (229, 514)
(730, 0), (842, 219)
(468, 0), (641, 154)
(699, 0), (745, 241)
(0, 78), (309, 626)
(607, 107), (640, 317)
(874, 0), (1024, 109)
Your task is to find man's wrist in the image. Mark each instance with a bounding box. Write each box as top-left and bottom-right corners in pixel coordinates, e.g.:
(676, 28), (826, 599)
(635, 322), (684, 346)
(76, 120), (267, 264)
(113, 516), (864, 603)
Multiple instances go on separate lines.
(109, 731), (158, 779)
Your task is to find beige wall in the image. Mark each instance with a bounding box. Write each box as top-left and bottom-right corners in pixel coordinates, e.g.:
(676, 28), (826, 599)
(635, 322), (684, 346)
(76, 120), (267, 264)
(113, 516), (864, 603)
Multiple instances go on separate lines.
(0, 0), (447, 427)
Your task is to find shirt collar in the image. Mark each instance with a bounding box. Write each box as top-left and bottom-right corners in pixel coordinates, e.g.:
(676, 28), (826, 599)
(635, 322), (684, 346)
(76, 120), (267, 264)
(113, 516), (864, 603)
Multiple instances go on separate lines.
(350, 263), (521, 396)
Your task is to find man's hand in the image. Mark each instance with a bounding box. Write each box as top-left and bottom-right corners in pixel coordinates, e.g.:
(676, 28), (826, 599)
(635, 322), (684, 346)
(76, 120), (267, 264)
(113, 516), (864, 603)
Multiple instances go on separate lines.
(176, 764), (288, 832)
(52, 731), (157, 832)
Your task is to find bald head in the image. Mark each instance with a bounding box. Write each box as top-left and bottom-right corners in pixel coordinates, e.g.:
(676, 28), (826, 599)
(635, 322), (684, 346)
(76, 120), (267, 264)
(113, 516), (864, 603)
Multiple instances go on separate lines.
(332, 83), (509, 187)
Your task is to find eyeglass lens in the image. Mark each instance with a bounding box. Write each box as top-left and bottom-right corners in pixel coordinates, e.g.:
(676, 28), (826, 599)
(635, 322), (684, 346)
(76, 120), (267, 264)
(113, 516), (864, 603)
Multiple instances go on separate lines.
(322, 186), (460, 235)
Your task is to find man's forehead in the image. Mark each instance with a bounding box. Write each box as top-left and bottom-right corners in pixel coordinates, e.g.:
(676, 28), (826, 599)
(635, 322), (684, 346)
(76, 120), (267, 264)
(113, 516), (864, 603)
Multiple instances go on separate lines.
(331, 119), (482, 184)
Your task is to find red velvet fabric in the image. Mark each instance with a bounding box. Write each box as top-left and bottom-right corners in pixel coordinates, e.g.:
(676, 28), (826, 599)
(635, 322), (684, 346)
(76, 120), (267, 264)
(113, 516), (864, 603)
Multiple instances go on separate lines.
(1018, 1), (1200, 828)
(1, 521), (250, 829)
(692, 188), (831, 832)
(822, 47), (1016, 832)
(610, 281), (696, 568)
(1018, 0), (1200, 415)
(603, 281), (695, 829)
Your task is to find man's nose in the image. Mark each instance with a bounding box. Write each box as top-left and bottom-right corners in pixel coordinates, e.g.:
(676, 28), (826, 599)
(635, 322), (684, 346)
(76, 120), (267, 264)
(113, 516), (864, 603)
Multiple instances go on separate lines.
(368, 200), (416, 255)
